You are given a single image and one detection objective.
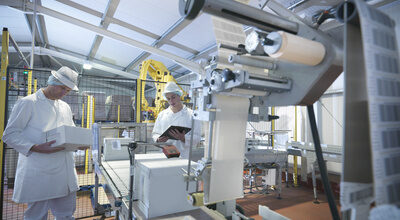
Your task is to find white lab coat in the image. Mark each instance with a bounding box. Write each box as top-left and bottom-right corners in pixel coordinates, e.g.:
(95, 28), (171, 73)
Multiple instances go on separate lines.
(152, 106), (201, 159)
(2, 89), (79, 203)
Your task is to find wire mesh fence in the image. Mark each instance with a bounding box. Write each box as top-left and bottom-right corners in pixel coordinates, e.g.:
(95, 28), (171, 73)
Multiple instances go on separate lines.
(1, 67), (137, 219)
(1, 67), (193, 219)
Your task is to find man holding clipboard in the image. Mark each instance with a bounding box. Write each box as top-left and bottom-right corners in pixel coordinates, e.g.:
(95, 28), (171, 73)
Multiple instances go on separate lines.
(152, 82), (201, 159)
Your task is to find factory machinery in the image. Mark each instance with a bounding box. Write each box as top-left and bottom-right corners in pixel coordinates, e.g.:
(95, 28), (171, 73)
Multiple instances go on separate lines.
(90, 124), (290, 220)
(88, 0), (399, 219)
(179, 0), (400, 220)
(136, 59), (189, 123)
(91, 122), (220, 219)
(180, 0), (343, 219)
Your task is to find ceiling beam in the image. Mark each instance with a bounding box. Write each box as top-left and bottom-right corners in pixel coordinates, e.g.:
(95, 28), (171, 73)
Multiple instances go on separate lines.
(0, 0), (24, 8)
(23, 0), (53, 67)
(9, 0), (202, 71)
(48, 43), (184, 80)
(24, 14), (42, 44)
(36, 15), (49, 45)
(55, 0), (103, 17)
(24, 13), (50, 67)
(38, 47), (138, 79)
(17, 2), (203, 74)
(168, 43), (217, 73)
(36, 0), (49, 45)
(49, 43), (127, 70)
(48, 54), (64, 67)
(87, 0), (120, 60)
(9, 34), (30, 66)
(124, 16), (195, 71)
(4, 45), (140, 79)
(109, 17), (159, 39)
(53, 0), (198, 57)
(36, 0), (52, 67)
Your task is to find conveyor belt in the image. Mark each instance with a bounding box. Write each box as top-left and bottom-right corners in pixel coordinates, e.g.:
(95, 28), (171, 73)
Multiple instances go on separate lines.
(100, 153), (168, 199)
(245, 149), (288, 165)
(101, 160), (131, 197)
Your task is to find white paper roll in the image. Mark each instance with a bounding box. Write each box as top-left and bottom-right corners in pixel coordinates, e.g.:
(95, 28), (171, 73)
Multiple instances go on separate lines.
(267, 31), (326, 66)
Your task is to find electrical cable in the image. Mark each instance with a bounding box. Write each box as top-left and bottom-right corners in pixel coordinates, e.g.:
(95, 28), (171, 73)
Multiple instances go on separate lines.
(248, 122), (260, 132)
(307, 105), (340, 220)
(318, 100), (343, 128)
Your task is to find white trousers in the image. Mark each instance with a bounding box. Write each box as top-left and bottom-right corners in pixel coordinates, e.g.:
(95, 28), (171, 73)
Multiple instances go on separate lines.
(24, 192), (76, 220)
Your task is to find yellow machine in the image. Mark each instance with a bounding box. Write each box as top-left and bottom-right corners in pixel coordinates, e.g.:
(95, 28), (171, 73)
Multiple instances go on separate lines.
(136, 59), (188, 123)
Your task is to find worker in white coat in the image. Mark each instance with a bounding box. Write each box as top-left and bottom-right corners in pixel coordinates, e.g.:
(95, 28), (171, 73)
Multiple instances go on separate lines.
(2, 66), (87, 220)
(152, 82), (201, 159)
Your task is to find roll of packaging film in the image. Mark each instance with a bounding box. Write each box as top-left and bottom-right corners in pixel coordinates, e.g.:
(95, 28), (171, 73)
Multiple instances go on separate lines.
(211, 16), (270, 77)
(208, 95), (249, 203)
(264, 31), (326, 66)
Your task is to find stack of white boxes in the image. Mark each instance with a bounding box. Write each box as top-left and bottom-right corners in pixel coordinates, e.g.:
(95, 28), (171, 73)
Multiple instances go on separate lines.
(137, 159), (198, 218)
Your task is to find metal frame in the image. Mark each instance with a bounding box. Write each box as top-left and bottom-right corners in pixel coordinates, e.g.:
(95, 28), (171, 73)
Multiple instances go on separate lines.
(124, 16), (195, 72)
(0, 27), (10, 218)
(20, 1), (203, 74)
(6, 46), (139, 79)
(54, 0), (198, 57)
(2, 0), (218, 79)
(92, 122), (148, 217)
(87, 0), (120, 61)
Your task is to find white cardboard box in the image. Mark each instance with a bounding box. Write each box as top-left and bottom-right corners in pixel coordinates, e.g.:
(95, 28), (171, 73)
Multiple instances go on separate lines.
(45, 125), (92, 151)
(103, 138), (133, 161)
(102, 153), (167, 199)
(137, 159), (198, 218)
(133, 153), (167, 200)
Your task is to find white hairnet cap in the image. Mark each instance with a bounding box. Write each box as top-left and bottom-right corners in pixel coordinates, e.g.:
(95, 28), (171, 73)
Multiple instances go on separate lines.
(163, 82), (182, 100)
(50, 66), (79, 91)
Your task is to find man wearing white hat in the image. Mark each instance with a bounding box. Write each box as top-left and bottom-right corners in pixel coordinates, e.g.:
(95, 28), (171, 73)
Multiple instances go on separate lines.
(3, 66), (86, 219)
(152, 82), (202, 159)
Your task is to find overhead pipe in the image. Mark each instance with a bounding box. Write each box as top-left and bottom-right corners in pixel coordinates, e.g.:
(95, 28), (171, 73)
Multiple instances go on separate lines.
(29, 0), (37, 69)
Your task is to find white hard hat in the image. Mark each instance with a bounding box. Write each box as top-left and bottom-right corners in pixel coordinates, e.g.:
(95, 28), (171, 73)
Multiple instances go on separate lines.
(50, 66), (79, 91)
(163, 82), (182, 100)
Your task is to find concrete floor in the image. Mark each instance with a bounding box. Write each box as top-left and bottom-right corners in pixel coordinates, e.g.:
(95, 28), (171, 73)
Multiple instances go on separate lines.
(237, 184), (341, 220)
(3, 172), (341, 220)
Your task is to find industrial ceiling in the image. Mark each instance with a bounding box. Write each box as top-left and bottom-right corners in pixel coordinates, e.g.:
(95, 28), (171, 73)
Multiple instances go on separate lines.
(0, 0), (399, 80)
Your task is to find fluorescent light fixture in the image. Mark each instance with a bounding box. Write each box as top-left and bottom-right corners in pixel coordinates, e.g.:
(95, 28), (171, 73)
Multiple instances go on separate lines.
(83, 61), (92, 70)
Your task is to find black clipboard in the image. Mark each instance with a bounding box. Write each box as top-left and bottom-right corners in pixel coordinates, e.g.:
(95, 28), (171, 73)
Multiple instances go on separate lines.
(160, 125), (191, 140)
